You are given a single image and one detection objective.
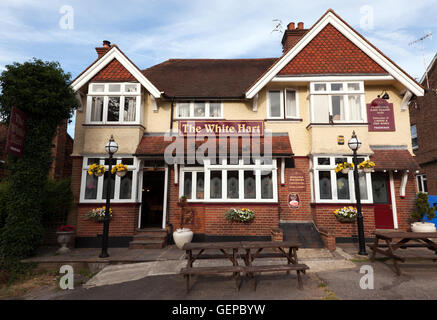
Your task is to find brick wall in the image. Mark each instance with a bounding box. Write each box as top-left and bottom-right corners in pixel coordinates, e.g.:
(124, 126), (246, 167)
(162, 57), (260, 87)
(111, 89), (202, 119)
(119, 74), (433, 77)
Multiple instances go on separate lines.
(76, 203), (140, 237)
(278, 157), (313, 221)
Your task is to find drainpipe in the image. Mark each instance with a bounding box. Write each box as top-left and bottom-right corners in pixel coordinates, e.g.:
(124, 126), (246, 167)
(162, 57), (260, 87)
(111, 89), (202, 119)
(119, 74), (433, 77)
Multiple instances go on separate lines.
(167, 97), (175, 233)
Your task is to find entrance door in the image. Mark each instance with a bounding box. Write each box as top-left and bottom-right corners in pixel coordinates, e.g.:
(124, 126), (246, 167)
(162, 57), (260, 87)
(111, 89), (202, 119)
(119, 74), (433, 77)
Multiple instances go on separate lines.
(141, 171), (165, 228)
(371, 172), (394, 229)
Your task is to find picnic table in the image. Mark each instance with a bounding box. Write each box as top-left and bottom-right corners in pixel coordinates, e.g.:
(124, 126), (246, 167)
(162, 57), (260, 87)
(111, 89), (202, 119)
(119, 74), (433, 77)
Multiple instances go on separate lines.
(180, 241), (309, 292)
(368, 231), (437, 275)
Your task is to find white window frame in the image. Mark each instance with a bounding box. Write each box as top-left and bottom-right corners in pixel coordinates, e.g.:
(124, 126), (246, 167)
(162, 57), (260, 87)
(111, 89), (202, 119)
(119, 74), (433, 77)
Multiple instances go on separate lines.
(267, 89), (300, 119)
(312, 155), (373, 204)
(80, 156), (139, 203)
(175, 101), (223, 119)
(309, 81), (366, 123)
(411, 124), (418, 150)
(179, 158), (278, 203)
(416, 174), (427, 193)
(86, 82), (141, 125)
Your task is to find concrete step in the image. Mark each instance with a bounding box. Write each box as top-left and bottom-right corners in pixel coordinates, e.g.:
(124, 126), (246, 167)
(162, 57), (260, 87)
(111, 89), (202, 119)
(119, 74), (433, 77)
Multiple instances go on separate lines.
(135, 228), (168, 237)
(129, 239), (166, 249)
(133, 234), (167, 241)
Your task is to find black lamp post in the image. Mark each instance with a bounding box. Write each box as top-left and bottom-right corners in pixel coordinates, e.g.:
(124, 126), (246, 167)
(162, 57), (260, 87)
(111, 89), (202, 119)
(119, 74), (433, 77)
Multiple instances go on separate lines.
(100, 135), (118, 258)
(348, 131), (367, 256)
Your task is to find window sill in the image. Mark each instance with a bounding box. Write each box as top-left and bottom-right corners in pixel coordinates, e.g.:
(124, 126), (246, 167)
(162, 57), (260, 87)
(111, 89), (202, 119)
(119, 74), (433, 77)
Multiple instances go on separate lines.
(306, 122), (368, 129)
(175, 118), (225, 120)
(265, 118), (302, 122)
(310, 202), (374, 207)
(79, 200), (140, 204)
(186, 201), (279, 206)
(83, 123), (145, 129)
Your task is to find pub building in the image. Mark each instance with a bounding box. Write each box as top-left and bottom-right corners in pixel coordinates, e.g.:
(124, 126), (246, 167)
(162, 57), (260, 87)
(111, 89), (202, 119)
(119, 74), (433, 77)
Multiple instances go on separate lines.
(69, 9), (423, 249)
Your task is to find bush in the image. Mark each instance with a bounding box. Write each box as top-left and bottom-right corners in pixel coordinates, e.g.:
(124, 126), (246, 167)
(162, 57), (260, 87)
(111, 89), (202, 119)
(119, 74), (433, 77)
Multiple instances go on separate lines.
(0, 181), (9, 230)
(411, 192), (436, 222)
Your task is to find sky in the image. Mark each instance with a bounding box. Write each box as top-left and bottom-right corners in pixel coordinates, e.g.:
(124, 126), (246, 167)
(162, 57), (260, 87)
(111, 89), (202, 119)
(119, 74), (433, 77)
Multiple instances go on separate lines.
(1, 0), (437, 137)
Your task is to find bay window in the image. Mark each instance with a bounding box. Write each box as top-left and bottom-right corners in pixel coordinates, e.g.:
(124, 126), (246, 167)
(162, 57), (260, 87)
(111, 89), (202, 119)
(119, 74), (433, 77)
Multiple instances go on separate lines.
(80, 156), (138, 203)
(312, 156), (373, 203)
(87, 82), (141, 124)
(310, 82), (365, 123)
(176, 101), (223, 119)
(180, 159), (277, 202)
(267, 89), (299, 119)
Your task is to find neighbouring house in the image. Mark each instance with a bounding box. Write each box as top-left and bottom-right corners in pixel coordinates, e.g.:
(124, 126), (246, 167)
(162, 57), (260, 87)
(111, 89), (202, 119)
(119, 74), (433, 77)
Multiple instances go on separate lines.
(0, 119), (73, 180)
(409, 54), (437, 195)
(69, 9), (423, 250)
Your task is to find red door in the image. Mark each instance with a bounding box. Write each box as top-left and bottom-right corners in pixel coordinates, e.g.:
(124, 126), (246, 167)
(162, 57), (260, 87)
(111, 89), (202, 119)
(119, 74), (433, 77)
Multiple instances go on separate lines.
(371, 172), (394, 229)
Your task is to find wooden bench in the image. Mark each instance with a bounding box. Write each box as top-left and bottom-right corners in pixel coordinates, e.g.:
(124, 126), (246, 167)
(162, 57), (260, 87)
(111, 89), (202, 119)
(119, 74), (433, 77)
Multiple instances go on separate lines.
(244, 264), (309, 290)
(180, 265), (244, 293)
(188, 252), (287, 260)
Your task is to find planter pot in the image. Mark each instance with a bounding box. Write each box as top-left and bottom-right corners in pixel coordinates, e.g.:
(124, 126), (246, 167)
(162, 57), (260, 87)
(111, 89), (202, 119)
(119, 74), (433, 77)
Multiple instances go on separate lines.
(411, 222), (436, 233)
(341, 168), (350, 174)
(116, 171), (127, 177)
(335, 215), (357, 223)
(56, 231), (75, 254)
(94, 172), (104, 177)
(362, 168), (373, 173)
(173, 228), (194, 249)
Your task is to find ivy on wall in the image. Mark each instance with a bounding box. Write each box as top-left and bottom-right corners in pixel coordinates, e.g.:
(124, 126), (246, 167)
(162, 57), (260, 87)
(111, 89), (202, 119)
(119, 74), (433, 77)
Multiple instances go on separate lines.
(0, 58), (78, 261)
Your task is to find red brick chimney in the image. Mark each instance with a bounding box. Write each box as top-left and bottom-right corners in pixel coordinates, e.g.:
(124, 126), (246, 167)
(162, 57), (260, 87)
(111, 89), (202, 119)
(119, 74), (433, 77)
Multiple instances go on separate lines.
(281, 22), (308, 53)
(95, 40), (112, 58)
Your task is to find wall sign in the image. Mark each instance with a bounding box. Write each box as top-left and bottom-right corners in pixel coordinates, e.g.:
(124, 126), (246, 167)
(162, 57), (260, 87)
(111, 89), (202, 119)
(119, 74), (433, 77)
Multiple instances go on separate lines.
(178, 120), (264, 136)
(367, 98), (395, 132)
(287, 169), (306, 191)
(288, 193), (300, 209)
(6, 107), (27, 157)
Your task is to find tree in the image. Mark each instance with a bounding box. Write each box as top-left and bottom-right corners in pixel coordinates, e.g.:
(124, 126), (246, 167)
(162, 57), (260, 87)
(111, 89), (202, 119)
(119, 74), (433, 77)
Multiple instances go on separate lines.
(0, 58), (78, 260)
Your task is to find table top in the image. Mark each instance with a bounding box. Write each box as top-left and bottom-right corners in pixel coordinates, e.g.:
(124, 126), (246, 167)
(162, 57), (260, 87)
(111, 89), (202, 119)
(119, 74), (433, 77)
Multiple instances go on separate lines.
(375, 230), (437, 239)
(182, 240), (300, 250)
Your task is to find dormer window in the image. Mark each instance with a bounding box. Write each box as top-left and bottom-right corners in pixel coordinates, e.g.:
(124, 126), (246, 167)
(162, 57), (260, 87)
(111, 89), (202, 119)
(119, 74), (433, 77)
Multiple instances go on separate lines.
(86, 82), (141, 124)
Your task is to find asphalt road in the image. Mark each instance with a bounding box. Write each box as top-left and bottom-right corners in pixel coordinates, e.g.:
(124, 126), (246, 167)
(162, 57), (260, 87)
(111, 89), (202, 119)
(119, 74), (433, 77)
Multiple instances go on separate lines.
(38, 259), (437, 300)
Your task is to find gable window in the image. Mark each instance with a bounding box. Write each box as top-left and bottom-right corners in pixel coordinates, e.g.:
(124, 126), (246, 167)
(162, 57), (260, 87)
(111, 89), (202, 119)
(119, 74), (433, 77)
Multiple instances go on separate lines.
(411, 124), (418, 150)
(180, 158), (278, 202)
(416, 174), (427, 193)
(310, 82), (365, 123)
(267, 89), (299, 119)
(80, 156), (138, 203)
(176, 101), (223, 119)
(86, 83), (141, 124)
(312, 156), (373, 203)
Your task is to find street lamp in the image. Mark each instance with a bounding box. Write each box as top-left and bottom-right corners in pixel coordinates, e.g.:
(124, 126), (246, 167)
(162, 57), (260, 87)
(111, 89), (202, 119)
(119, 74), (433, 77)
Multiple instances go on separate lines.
(348, 131), (367, 256)
(100, 135), (118, 258)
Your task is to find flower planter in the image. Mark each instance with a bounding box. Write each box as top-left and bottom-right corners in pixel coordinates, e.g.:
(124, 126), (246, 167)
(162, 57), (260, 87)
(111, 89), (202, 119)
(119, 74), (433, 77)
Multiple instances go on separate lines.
(173, 228), (194, 249)
(362, 168), (373, 173)
(411, 222), (436, 233)
(94, 172), (104, 177)
(116, 171), (127, 177)
(335, 216), (356, 223)
(56, 231), (75, 254)
(341, 168), (350, 174)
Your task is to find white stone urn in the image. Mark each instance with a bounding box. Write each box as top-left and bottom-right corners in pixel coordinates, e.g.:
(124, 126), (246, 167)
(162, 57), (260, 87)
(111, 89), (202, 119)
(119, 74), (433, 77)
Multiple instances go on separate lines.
(56, 231), (75, 254)
(411, 222), (436, 233)
(173, 228), (194, 249)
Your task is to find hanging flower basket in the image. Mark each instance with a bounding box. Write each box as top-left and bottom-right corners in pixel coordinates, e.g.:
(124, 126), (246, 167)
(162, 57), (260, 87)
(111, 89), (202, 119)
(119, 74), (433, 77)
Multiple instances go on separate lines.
(358, 160), (375, 173)
(334, 207), (357, 223)
(112, 163), (128, 177)
(85, 206), (113, 222)
(335, 162), (354, 174)
(88, 163), (105, 177)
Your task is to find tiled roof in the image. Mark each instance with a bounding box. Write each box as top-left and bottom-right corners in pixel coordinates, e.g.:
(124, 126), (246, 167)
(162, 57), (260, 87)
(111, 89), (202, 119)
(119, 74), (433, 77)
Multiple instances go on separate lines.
(278, 23), (387, 75)
(135, 134), (293, 156)
(370, 149), (420, 171)
(91, 58), (136, 82)
(141, 59), (278, 98)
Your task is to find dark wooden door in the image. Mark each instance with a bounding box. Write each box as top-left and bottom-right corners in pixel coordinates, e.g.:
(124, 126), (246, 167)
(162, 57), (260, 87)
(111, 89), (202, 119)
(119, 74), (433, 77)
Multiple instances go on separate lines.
(141, 170), (165, 228)
(372, 172), (394, 229)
